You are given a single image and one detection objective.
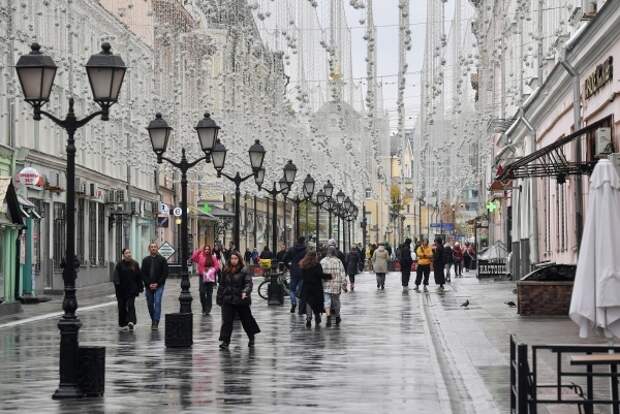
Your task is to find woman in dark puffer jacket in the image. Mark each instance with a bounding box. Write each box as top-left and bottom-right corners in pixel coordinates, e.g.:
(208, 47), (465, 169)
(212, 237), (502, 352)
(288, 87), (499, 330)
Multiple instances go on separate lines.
(216, 252), (260, 349)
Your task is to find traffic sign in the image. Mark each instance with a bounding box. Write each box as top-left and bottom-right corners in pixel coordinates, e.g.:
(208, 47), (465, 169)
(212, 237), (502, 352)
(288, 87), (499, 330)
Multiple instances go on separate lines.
(159, 202), (170, 215)
(158, 242), (176, 260)
(157, 216), (169, 228)
(173, 207), (182, 217)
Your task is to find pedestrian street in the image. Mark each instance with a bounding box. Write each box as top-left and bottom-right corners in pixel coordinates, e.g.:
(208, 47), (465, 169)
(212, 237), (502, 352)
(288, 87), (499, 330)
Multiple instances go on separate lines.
(1, 272), (456, 414)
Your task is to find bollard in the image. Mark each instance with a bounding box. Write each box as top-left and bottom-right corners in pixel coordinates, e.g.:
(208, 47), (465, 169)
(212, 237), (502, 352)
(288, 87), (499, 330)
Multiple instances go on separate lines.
(165, 312), (193, 348)
(78, 346), (105, 397)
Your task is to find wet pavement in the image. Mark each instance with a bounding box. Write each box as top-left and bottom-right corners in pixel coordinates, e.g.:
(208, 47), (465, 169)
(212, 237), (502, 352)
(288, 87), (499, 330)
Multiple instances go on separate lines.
(1, 271), (612, 414)
(0, 272), (454, 414)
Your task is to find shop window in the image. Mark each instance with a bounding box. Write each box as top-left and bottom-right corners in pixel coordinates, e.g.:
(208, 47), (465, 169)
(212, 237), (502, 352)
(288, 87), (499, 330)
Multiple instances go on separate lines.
(77, 199), (85, 264)
(89, 201), (97, 265)
(53, 203), (66, 270)
(98, 204), (105, 266)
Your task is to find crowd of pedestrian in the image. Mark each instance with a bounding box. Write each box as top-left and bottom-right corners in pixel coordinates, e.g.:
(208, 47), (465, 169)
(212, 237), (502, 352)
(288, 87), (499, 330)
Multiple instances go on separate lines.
(111, 234), (476, 349)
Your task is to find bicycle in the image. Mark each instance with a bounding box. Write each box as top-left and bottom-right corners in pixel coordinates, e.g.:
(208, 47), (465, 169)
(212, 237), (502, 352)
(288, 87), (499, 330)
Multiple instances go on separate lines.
(257, 269), (291, 300)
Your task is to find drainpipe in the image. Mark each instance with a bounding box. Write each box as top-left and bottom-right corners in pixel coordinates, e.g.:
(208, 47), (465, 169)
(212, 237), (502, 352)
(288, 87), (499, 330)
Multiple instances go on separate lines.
(559, 54), (583, 250)
(520, 113), (539, 265)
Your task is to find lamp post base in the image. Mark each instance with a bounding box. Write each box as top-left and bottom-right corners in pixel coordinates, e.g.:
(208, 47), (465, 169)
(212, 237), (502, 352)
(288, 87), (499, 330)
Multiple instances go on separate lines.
(267, 273), (284, 306)
(165, 312), (193, 348)
(52, 385), (83, 400)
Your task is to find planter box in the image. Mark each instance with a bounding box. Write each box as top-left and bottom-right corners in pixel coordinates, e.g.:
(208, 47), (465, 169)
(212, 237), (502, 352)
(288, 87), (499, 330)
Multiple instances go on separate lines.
(517, 281), (574, 316)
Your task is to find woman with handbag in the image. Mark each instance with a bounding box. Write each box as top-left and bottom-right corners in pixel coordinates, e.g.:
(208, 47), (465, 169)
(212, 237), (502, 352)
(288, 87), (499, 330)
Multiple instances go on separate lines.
(112, 248), (143, 331)
(191, 244), (220, 316)
(216, 252), (260, 349)
(299, 250), (330, 327)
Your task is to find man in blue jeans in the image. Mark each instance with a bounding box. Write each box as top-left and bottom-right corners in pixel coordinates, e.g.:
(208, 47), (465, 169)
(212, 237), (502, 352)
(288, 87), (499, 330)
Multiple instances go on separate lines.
(141, 242), (168, 330)
(284, 237), (307, 314)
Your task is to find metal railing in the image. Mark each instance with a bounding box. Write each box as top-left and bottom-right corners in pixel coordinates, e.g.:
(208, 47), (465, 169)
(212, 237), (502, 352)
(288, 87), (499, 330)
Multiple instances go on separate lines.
(510, 335), (620, 414)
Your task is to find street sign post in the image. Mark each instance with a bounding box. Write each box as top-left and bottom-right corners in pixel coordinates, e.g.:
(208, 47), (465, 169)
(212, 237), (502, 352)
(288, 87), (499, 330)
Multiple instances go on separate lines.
(158, 241), (176, 261)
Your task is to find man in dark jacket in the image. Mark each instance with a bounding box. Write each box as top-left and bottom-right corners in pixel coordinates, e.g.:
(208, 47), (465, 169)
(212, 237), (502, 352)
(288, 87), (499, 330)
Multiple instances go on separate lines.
(141, 242), (168, 330)
(284, 237), (307, 314)
(345, 245), (363, 291)
(433, 237), (446, 291)
(399, 238), (414, 292)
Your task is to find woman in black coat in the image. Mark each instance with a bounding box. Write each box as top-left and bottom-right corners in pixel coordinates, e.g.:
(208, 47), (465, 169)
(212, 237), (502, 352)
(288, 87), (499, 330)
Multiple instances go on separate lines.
(113, 248), (143, 331)
(433, 237), (446, 291)
(216, 252), (260, 349)
(299, 251), (330, 327)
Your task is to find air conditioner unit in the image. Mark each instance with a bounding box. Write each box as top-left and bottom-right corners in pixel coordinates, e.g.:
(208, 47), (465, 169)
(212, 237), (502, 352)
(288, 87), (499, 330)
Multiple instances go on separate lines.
(585, 1), (597, 15)
(75, 178), (86, 194)
(595, 127), (613, 157)
(104, 190), (116, 204)
(115, 189), (126, 203)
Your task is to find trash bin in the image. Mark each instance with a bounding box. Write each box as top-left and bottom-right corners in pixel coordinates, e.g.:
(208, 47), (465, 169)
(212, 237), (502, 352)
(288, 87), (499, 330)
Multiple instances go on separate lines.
(78, 346), (105, 397)
(165, 312), (193, 348)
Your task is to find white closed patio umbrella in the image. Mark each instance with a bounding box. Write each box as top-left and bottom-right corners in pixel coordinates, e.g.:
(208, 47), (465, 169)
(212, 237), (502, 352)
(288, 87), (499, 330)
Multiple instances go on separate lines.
(570, 159), (620, 339)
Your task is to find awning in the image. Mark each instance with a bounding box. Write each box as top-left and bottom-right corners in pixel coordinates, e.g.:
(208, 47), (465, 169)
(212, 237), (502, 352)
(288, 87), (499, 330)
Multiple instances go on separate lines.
(497, 116), (613, 181)
(189, 205), (216, 220)
(210, 206), (235, 219)
(16, 194), (40, 219)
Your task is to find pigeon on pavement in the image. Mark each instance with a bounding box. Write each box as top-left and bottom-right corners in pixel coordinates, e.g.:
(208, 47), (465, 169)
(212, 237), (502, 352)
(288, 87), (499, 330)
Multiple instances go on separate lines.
(505, 301), (516, 307)
(460, 299), (469, 308)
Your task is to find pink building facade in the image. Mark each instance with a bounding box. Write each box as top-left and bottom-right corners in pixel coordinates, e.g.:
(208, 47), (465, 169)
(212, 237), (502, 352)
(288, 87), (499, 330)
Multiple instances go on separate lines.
(499, 1), (620, 276)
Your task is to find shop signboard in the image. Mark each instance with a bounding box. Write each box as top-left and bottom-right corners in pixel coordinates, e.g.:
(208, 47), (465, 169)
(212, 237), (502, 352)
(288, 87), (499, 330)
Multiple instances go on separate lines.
(16, 167), (45, 190)
(585, 56), (613, 99)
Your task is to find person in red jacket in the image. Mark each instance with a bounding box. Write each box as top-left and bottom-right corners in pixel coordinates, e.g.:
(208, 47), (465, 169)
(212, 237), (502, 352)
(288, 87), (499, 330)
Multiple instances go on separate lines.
(191, 244), (220, 315)
(452, 242), (464, 278)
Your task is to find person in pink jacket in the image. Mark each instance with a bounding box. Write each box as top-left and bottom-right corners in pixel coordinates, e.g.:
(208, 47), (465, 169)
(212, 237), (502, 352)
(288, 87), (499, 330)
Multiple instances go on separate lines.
(192, 244), (220, 315)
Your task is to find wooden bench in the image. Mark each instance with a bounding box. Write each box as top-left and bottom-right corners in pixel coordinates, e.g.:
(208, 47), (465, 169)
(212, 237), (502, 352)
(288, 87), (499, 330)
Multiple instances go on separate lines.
(570, 354), (620, 414)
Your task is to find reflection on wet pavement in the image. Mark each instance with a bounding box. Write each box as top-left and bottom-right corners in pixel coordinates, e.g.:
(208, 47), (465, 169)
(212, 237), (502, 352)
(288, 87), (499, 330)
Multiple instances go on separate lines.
(0, 273), (451, 413)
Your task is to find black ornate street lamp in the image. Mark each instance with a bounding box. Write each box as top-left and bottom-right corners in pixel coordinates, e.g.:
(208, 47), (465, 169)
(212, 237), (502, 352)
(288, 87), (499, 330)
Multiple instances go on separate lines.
(15, 43), (126, 399)
(341, 197), (352, 251)
(147, 112), (220, 348)
(308, 185), (330, 248)
(213, 139), (266, 251)
(361, 203), (368, 253)
(344, 202), (357, 252)
(256, 161), (297, 255)
(279, 176), (291, 246)
(289, 174), (315, 241)
(330, 190), (345, 249)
